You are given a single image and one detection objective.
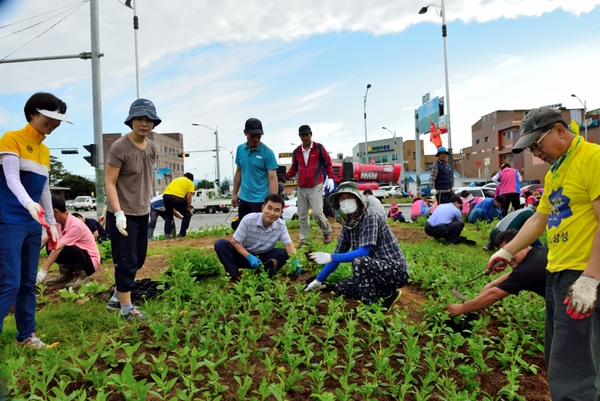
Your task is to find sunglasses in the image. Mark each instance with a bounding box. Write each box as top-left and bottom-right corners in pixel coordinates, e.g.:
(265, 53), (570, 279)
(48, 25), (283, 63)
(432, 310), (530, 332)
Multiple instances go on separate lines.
(525, 127), (552, 153)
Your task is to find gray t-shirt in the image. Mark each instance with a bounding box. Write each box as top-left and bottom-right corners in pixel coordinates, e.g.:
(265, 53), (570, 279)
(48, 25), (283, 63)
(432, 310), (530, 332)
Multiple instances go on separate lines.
(366, 195), (386, 219)
(106, 134), (155, 216)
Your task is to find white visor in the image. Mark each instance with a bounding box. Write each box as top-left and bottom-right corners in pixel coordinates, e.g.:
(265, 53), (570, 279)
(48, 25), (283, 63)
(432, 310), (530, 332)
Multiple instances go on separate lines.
(36, 108), (72, 124)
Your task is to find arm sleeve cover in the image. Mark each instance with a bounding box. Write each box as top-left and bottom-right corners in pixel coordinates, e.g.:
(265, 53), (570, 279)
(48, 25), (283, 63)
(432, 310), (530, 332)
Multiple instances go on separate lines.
(315, 246), (372, 282)
(3, 155), (34, 207)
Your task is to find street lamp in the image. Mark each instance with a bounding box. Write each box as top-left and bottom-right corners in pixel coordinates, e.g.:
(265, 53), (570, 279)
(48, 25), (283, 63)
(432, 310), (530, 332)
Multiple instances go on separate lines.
(219, 146), (235, 182)
(419, 1), (454, 183)
(204, 171), (214, 188)
(571, 94), (588, 141)
(124, 0), (141, 98)
(364, 84), (372, 163)
(192, 124), (220, 187)
(381, 127), (399, 166)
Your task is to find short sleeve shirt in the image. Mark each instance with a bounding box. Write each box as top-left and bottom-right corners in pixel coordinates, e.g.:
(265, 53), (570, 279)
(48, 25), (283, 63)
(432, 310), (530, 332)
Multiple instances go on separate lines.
(58, 214), (101, 270)
(106, 134), (156, 216)
(334, 208), (407, 270)
(235, 142), (278, 203)
(537, 138), (600, 272)
(497, 246), (547, 297)
(233, 212), (292, 254)
(163, 177), (195, 198)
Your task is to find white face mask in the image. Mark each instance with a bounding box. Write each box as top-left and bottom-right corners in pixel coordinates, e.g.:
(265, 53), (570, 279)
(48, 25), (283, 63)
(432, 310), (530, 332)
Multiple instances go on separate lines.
(339, 199), (358, 214)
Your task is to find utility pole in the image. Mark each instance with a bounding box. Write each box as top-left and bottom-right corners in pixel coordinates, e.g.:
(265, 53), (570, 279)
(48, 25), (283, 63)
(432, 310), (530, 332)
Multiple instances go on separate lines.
(90, 0), (105, 219)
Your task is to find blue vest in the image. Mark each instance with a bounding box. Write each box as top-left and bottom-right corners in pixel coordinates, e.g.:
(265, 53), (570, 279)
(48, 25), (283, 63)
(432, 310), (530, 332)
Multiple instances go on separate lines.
(435, 160), (452, 190)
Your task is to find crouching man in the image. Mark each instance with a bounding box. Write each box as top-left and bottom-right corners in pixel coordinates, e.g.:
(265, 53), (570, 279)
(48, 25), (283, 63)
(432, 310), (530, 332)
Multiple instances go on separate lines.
(37, 195), (101, 288)
(214, 194), (299, 282)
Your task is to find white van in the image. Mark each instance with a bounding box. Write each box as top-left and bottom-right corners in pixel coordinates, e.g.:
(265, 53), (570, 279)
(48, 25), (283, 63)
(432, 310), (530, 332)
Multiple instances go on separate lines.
(73, 196), (94, 211)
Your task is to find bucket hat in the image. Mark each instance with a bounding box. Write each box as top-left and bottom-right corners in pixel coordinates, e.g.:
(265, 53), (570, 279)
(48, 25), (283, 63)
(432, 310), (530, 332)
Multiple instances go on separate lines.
(124, 98), (161, 128)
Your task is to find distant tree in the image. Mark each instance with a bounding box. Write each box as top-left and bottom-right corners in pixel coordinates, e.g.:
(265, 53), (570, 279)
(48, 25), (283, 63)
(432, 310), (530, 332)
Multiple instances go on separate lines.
(58, 174), (95, 200)
(220, 178), (231, 194)
(49, 155), (69, 185)
(195, 180), (213, 190)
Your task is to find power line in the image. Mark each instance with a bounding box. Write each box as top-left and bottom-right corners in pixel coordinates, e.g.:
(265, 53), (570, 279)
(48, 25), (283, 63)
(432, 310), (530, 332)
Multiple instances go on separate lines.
(1, 1), (89, 61)
(0, 1), (88, 30)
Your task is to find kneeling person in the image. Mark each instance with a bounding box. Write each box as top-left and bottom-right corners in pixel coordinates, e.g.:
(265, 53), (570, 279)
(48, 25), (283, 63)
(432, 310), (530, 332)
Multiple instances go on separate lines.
(214, 194), (298, 281)
(37, 196), (101, 288)
(446, 229), (547, 317)
(305, 182), (409, 311)
(424, 196), (465, 245)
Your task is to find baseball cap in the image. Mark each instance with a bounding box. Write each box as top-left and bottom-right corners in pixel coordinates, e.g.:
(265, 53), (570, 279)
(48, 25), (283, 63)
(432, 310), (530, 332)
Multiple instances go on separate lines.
(299, 125), (312, 135)
(245, 118), (264, 135)
(513, 107), (566, 154)
(124, 98), (162, 127)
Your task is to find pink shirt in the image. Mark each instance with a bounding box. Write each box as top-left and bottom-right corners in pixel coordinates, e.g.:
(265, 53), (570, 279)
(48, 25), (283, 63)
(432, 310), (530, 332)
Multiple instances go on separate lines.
(58, 214), (101, 271)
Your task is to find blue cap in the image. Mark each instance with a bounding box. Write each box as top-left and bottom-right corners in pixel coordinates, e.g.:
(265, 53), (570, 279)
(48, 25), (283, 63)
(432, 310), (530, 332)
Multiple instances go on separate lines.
(436, 146), (449, 156)
(124, 98), (162, 127)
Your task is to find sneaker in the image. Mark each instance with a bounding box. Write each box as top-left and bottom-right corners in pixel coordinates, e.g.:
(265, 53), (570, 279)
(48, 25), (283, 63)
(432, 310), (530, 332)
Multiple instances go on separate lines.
(45, 267), (74, 286)
(106, 298), (121, 311)
(64, 270), (89, 290)
(120, 307), (147, 321)
(323, 234), (333, 244)
(381, 289), (402, 312)
(16, 333), (48, 350)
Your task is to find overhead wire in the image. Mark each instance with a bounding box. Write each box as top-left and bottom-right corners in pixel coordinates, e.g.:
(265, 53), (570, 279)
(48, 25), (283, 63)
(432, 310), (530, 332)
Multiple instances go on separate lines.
(0, 0), (90, 61)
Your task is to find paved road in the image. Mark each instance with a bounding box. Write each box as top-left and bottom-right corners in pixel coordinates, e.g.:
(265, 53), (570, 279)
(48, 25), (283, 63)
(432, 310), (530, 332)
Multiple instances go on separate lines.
(76, 208), (237, 236)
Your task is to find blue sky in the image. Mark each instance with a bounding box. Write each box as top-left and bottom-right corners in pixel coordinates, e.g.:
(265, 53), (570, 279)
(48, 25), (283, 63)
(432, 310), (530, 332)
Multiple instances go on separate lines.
(1, 0), (599, 182)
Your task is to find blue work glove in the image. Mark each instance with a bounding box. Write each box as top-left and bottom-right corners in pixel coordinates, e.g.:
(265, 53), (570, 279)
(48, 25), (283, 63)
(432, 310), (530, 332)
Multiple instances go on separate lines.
(246, 254), (262, 269)
(292, 258), (302, 276)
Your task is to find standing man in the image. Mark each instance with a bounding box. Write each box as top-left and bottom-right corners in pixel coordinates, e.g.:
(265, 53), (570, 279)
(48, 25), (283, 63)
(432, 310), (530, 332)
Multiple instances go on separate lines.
(37, 196), (100, 289)
(286, 125), (334, 246)
(214, 194), (299, 282)
(492, 163), (522, 216)
(232, 118), (279, 227)
(363, 189), (386, 219)
(487, 107), (600, 400)
(105, 98), (159, 320)
(424, 195), (466, 245)
(429, 146), (453, 204)
(162, 172), (194, 238)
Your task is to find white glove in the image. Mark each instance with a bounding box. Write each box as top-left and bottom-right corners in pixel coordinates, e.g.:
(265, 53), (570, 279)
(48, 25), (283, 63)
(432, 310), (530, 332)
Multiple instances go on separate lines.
(486, 248), (513, 273)
(50, 225), (58, 243)
(304, 279), (323, 292)
(565, 275), (600, 319)
(308, 252), (332, 265)
(325, 178), (335, 192)
(25, 201), (43, 224)
(114, 211), (128, 236)
(430, 189), (437, 196)
(36, 270), (47, 284)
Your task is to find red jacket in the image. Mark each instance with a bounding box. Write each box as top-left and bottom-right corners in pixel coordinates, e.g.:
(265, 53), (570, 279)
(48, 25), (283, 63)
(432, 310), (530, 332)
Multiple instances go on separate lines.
(285, 142), (334, 188)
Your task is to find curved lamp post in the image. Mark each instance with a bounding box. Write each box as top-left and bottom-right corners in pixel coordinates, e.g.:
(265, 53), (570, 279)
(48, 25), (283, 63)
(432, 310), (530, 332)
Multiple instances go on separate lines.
(419, 1), (454, 183)
(382, 127), (398, 166)
(192, 123), (220, 187)
(571, 94), (588, 141)
(364, 84), (372, 163)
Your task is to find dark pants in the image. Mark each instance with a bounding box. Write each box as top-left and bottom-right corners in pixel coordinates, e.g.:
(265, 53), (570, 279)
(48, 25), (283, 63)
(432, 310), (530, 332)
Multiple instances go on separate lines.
(163, 195), (192, 237)
(545, 270), (600, 401)
(502, 192), (521, 217)
(435, 192), (453, 205)
(232, 200), (263, 230)
(323, 194), (334, 218)
(214, 239), (288, 279)
(148, 207), (176, 239)
(55, 245), (95, 276)
(335, 256), (409, 304)
(425, 220), (464, 244)
(107, 212), (148, 293)
(0, 223), (41, 342)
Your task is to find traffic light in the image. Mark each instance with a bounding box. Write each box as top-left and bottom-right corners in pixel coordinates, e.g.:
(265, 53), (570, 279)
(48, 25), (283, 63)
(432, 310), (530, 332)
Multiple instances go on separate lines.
(84, 144), (98, 167)
(178, 152), (189, 158)
(60, 149), (79, 155)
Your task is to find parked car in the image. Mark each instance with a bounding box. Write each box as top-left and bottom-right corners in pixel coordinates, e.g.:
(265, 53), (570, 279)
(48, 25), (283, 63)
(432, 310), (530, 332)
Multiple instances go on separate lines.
(66, 200), (74, 210)
(282, 197), (299, 221)
(73, 196), (94, 211)
(482, 183), (498, 190)
(380, 185), (401, 197)
(454, 187), (495, 199)
(520, 184), (544, 195)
